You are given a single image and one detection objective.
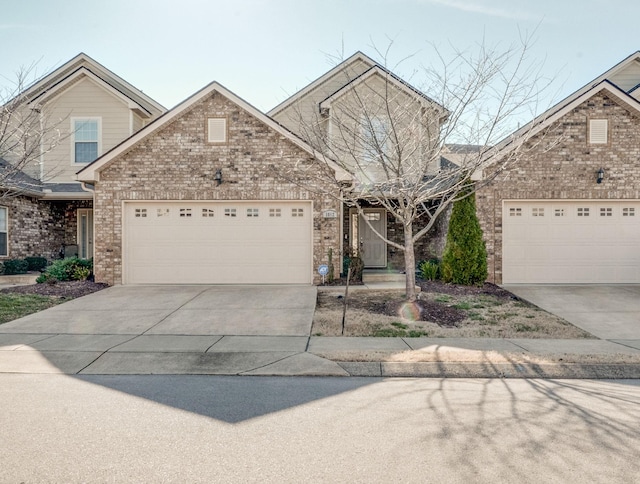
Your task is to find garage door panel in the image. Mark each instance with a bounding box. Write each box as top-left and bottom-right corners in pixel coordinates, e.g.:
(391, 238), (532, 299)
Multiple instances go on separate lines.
(124, 201), (313, 284)
(503, 201), (640, 283)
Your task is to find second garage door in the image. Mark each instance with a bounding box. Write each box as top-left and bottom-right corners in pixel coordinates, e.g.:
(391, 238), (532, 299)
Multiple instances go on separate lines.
(123, 201), (313, 284)
(503, 200), (640, 283)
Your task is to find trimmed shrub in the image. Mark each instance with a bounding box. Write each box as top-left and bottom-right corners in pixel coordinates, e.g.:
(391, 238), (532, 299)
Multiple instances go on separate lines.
(36, 257), (92, 284)
(441, 186), (488, 286)
(2, 259), (29, 275)
(25, 256), (48, 272)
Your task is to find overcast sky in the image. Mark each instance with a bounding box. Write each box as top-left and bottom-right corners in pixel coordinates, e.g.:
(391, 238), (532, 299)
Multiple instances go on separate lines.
(1, 0), (638, 116)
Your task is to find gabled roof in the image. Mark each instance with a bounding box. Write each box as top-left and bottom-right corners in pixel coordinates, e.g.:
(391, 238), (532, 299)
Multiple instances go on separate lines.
(76, 81), (351, 182)
(14, 53), (165, 117)
(268, 51), (378, 117)
(318, 64), (446, 116)
(0, 158), (42, 197)
(487, 80), (640, 165)
(485, 52), (640, 163)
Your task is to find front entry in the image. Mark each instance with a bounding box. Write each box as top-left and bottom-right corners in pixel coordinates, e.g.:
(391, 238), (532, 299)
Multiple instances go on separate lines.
(351, 208), (387, 268)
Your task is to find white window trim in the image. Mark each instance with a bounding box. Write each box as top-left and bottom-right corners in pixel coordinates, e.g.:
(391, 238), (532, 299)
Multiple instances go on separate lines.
(0, 206), (8, 257)
(71, 117), (102, 165)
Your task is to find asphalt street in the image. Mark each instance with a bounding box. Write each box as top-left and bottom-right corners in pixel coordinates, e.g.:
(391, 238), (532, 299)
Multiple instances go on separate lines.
(1, 375), (639, 483)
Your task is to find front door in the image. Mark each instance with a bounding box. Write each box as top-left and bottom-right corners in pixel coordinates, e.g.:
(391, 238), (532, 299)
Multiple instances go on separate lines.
(358, 209), (387, 267)
(77, 209), (94, 259)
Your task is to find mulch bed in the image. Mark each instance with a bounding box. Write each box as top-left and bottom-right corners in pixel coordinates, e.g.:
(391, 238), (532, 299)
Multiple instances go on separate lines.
(418, 280), (517, 300)
(0, 281), (109, 299)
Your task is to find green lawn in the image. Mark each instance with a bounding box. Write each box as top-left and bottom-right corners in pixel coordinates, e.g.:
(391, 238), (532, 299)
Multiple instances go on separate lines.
(0, 294), (66, 325)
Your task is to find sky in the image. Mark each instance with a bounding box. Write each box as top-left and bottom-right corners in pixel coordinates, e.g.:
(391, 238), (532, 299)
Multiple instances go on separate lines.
(1, 0), (639, 118)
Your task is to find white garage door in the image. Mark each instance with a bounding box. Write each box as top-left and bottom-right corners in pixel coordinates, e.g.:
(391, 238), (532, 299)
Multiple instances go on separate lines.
(123, 201), (312, 284)
(503, 201), (640, 283)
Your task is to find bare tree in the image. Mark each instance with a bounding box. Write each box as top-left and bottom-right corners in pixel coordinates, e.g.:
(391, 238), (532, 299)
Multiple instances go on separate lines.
(278, 37), (558, 301)
(0, 63), (64, 198)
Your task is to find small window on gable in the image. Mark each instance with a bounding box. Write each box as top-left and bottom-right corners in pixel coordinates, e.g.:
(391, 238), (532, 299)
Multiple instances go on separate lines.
(208, 118), (227, 143)
(135, 208), (147, 218)
(269, 208), (282, 217)
(532, 208), (544, 217)
(202, 208), (215, 218)
(179, 208), (192, 218)
(589, 119), (608, 144)
(224, 208), (236, 218)
(292, 208), (304, 217)
(509, 207), (522, 217)
(623, 207), (635, 217)
(577, 207), (589, 217)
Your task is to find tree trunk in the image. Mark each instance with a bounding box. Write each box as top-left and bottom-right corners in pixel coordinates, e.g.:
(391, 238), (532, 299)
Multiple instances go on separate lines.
(404, 222), (417, 301)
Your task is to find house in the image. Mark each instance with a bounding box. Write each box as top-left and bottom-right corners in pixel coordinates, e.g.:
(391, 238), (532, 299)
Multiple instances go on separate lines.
(76, 82), (345, 285)
(0, 53), (165, 263)
(72, 52), (448, 286)
(269, 52), (449, 272)
(476, 51), (640, 284)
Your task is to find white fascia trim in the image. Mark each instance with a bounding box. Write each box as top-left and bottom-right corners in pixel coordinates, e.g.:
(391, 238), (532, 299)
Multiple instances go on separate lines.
(267, 52), (377, 117)
(41, 191), (93, 200)
(77, 81), (353, 183)
(318, 66), (445, 114)
(18, 53), (165, 115)
(32, 69), (152, 116)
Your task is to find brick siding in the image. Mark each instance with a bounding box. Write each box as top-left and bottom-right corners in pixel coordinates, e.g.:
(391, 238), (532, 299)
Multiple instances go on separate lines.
(93, 91), (341, 284)
(476, 92), (640, 283)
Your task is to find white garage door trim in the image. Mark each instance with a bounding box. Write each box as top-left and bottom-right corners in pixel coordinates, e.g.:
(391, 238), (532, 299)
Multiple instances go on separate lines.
(503, 200), (640, 284)
(122, 200), (313, 284)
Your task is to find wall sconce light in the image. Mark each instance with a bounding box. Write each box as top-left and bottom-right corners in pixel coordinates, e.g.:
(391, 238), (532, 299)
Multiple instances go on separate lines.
(214, 169), (222, 186)
(596, 167), (605, 184)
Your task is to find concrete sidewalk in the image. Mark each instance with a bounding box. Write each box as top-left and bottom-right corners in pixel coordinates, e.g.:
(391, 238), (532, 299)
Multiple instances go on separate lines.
(1, 284), (640, 378)
(1, 333), (640, 378)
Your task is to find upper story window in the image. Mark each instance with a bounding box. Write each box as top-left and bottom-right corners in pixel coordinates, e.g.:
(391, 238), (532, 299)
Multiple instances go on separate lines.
(73, 118), (101, 163)
(361, 117), (389, 164)
(0, 207), (7, 257)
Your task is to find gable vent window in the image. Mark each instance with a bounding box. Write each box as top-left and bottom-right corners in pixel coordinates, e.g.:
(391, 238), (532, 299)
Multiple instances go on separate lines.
(589, 119), (608, 144)
(208, 118), (227, 143)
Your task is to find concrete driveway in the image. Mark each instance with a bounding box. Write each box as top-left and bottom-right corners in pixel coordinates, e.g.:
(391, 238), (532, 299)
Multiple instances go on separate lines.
(0, 285), (317, 337)
(504, 285), (640, 340)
